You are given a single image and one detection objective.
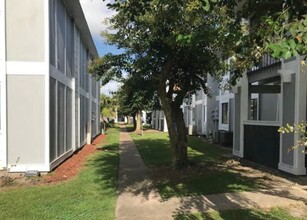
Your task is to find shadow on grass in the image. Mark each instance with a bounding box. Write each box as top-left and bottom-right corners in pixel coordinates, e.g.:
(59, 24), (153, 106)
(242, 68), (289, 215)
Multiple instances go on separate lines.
(111, 127), (307, 219)
(174, 208), (297, 220)
(83, 126), (120, 196)
(132, 138), (172, 166)
(157, 169), (262, 200)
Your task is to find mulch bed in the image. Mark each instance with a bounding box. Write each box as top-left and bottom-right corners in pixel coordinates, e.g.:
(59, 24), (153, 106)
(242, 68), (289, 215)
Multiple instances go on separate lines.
(43, 134), (106, 184)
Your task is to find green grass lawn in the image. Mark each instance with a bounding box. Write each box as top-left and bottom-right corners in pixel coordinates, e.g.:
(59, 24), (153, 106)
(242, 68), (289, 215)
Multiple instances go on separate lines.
(157, 170), (259, 199)
(131, 132), (172, 166)
(131, 132), (230, 166)
(175, 208), (304, 220)
(131, 132), (261, 199)
(0, 127), (119, 220)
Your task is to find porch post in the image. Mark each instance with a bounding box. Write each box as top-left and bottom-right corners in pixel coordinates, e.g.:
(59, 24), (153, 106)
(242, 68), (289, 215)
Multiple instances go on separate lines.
(234, 72), (248, 158)
(278, 57), (306, 175)
(293, 57), (307, 175)
(163, 116), (168, 132)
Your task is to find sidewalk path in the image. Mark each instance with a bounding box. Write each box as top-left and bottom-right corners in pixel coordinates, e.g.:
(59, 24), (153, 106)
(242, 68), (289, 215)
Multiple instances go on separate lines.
(116, 126), (307, 219)
(116, 126), (175, 220)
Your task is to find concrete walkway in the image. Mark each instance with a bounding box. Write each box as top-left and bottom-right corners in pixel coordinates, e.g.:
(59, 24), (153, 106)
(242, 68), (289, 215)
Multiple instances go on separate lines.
(116, 126), (307, 219)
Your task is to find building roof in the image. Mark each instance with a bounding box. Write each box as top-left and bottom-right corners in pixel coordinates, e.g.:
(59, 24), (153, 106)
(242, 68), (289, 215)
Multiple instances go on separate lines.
(63, 0), (98, 58)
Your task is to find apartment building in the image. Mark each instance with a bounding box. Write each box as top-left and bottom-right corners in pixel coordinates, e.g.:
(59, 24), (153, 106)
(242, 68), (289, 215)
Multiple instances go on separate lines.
(0, 0), (100, 172)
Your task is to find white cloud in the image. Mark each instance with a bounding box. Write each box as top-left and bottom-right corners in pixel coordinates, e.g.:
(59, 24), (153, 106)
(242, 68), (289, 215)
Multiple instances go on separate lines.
(80, 0), (115, 40)
(80, 0), (120, 95)
(100, 81), (121, 96)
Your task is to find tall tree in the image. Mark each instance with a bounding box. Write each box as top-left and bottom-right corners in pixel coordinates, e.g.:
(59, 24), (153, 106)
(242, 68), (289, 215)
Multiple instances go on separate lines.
(116, 75), (156, 133)
(100, 94), (117, 119)
(90, 0), (246, 169)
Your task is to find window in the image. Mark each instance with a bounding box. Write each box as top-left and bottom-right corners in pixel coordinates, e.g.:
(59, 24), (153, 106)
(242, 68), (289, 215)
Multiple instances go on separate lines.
(250, 98), (258, 120)
(195, 90), (202, 101)
(221, 103), (228, 124)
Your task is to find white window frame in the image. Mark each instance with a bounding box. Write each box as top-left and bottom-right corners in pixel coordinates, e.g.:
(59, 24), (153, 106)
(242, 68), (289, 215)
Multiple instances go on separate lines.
(219, 100), (229, 131)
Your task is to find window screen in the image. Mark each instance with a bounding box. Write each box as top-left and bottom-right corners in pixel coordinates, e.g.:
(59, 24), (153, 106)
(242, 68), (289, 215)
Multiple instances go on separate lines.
(50, 77), (57, 161)
(66, 14), (74, 78)
(49, 0), (56, 66)
(80, 95), (88, 144)
(66, 88), (72, 151)
(91, 102), (97, 137)
(58, 82), (65, 156)
(222, 103), (229, 124)
(56, 0), (65, 73)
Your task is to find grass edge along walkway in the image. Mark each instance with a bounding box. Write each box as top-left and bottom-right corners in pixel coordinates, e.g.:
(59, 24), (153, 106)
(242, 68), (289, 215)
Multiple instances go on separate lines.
(0, 127), (120, 220)
(130, 131), (259, 198)
(129, 130), (307, 219)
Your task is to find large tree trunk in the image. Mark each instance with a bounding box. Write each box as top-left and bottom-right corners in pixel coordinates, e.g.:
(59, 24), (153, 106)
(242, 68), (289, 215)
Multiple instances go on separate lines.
(127, 115), (131, 124)
(135, 110), (142, 133)
(132, 112), (136, 130)
(159, 90), (188, 170)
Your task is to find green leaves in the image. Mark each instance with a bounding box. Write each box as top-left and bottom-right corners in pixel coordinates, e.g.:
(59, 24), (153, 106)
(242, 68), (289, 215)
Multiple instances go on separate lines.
(175, 34), (192, 44)
(202, 0), (210, 11)
(262, 4), (307, 59)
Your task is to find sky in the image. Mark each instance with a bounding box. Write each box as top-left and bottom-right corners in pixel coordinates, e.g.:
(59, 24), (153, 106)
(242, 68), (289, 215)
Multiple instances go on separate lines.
(80, 0), (121, 96)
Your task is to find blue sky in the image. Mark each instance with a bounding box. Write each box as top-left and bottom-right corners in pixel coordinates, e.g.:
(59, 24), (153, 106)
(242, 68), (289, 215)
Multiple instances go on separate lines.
(80, 0), (121, 95)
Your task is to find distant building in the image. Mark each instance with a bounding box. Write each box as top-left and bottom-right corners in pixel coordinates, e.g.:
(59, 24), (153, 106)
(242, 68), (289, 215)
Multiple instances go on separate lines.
(0, 0), (100, 172)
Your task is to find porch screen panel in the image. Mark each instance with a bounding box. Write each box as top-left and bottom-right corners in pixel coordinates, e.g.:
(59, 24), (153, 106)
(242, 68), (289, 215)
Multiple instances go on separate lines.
(195, 90), (202, 101)
(65, 14), (74, 78)
(58, 82), (65, 156)
(91, 102), (97, 137)
(74, 31), (80, 147)
(80, 45), (84, 90)
(184, 106), (188, 125)
(80, 95), (87, 144)
(80, 45), (87, 91)
(49, 0), (56, 66)
(66, 88), (72, 151)
(196, 104), (202, 134)
(221, 103), (229, 124)
(92, 79), (97, 98)
(84, 52), (89, 92)
(50, 77), (57, 162)
(56, 0), (65, 73)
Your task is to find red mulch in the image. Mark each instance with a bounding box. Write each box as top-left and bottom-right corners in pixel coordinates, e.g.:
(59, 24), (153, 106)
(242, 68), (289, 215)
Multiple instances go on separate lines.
(43, 134), (106, 184)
